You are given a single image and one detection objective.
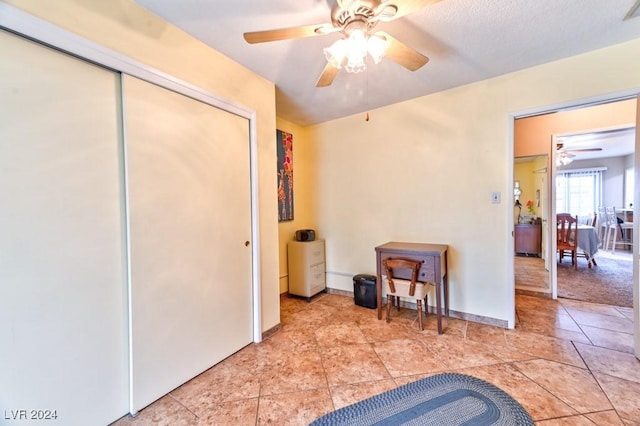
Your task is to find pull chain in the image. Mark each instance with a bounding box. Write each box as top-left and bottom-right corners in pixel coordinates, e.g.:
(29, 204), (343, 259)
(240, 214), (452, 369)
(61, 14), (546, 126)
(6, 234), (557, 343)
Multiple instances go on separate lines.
(365, 62), (370, 122)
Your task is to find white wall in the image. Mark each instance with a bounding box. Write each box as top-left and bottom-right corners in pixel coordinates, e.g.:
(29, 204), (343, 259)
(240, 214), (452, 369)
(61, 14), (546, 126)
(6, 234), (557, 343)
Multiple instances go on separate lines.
(308, 38), (640, 327)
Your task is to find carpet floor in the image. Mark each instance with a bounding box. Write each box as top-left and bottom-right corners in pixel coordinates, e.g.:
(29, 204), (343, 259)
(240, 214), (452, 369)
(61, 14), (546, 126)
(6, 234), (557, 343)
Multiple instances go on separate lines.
(557, 255), (633, 307)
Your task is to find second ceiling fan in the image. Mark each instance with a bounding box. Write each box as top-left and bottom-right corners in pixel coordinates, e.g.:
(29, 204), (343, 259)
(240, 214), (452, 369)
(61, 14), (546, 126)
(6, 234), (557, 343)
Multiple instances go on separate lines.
(243, 0), (440, 87)
(556, 143), (602, 165)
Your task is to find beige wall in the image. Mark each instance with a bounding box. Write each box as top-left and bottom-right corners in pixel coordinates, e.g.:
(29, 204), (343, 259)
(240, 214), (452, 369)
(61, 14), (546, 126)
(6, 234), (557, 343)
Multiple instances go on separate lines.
(514, 161), (542, 218)
(275, 118), (317, 294)
(306, 38), (640, 326)
(515, 99), (637, 158)
(13, 0), (639, 328)
(4, 0), (281, 332)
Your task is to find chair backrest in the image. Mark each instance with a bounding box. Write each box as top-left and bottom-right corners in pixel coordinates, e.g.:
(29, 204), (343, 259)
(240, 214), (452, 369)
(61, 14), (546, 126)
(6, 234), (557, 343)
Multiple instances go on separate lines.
(557, 213), (578, 248)
(597, 206), (608, 226)
(605, 206), (618, 227)
(577, 214), (590, 225)
(383, 258), (421, 296)
(591, 212), (597, 227)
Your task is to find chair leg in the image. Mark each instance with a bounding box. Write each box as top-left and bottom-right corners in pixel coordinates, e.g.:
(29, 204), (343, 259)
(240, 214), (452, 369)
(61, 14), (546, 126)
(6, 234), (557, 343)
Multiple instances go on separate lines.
(416, 299), (423, 331)
(386, 295), (392, 323)
(605, 226), (614, 251)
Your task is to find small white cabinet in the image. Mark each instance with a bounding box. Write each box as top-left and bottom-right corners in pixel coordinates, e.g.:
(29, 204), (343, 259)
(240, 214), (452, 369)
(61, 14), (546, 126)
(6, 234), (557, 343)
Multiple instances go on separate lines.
(288, 239), (326, 299)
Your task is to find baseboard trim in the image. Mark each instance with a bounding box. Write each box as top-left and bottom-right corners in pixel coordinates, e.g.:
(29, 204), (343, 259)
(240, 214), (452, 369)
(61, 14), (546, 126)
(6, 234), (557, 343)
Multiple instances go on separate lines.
(516, 288), (553, 299)
(261, 323), (281, 340)
(326, 288), (509, 329)
(325, 288), (352, 297)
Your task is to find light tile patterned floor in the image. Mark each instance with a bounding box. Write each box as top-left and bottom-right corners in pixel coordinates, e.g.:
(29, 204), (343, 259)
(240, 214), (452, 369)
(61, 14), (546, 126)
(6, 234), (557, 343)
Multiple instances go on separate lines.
(112, 293), (640, 425)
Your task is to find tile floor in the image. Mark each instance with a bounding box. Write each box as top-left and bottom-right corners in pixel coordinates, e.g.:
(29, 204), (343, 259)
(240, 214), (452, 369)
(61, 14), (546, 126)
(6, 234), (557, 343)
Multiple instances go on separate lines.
(112, 293), (640, 425)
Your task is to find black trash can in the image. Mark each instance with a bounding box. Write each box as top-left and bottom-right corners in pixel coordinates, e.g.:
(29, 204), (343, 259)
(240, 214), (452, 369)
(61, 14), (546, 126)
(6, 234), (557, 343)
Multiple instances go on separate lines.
(353, 274), (377, 309)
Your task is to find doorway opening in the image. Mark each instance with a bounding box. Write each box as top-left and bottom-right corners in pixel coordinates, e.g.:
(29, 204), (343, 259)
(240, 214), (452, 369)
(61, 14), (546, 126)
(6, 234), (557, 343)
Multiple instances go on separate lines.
(514, 98), (636, 311)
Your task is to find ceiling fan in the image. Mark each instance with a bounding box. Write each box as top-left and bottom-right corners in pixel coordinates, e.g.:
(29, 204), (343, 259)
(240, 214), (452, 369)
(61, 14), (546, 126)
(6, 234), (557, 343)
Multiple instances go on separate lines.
(556, 143), (602, 166)
(243, 0), (439, 87)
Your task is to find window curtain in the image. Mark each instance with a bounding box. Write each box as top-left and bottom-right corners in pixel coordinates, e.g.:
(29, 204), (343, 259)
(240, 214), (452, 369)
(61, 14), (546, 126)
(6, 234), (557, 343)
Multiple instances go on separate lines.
(556, 168), (605, 218)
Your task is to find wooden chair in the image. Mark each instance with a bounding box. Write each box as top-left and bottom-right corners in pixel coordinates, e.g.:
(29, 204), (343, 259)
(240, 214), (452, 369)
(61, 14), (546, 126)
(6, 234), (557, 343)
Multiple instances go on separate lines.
(557, 213), (578, 270)
(382, 258), (428, 330)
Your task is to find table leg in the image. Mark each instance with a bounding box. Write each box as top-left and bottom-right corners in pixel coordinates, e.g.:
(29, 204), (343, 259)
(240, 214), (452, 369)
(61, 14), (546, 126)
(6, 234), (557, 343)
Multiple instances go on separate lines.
(376, 273), (382, 320)
(435, 281), (442, 335)
(444, 275), (449, 316)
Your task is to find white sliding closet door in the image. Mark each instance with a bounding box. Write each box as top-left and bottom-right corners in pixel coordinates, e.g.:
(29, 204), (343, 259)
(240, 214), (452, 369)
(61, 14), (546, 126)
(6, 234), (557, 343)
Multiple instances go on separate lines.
(0, 31), (128, 425)
(123, 76), (254, 411)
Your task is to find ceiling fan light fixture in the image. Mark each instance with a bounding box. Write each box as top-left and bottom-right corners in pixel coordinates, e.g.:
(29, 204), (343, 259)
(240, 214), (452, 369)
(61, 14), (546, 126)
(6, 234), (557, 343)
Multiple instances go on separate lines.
(556, 153), (574, 166)
(324, 39), (349, 68)
(324, 29), (386, 73)
(367, 34), (387, 64)
(344, 29), (367, 73)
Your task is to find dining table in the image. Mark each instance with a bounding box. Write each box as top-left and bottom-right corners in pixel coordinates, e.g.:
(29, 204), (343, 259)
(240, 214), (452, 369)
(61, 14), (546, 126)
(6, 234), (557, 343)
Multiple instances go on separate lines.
(576, 224), (599, 267)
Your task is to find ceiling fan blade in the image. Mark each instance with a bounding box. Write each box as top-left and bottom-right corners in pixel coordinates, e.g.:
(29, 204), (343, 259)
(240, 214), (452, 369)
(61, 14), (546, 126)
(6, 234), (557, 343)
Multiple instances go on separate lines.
(384, 0), (441, 20)
(243, 23), (337, 44)
(376, 31), (429, 71)
(556, 143), (603, 153)
(316, 62), (340, 87)
(565, 148), (603, 153)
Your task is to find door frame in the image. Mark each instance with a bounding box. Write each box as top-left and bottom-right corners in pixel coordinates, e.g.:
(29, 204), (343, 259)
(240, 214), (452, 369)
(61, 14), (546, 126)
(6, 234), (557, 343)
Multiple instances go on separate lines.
(550, 126), (635, 302)
(511, 92), (640, 360)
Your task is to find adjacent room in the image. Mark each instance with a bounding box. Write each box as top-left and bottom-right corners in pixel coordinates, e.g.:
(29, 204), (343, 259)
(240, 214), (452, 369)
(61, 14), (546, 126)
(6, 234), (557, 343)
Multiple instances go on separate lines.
(514, 100), (636, 308)
(1, 1), (640, 425)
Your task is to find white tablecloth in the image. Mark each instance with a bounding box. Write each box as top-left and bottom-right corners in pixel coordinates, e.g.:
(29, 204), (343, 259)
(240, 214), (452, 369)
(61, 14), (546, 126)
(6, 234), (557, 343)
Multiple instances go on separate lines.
(576, 225), (599, 260)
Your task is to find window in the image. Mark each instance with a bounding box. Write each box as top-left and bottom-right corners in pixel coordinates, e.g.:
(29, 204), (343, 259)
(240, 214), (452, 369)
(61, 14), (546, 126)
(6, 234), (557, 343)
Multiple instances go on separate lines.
(625, 166), (634, 208)
(556, 168), (604, 217)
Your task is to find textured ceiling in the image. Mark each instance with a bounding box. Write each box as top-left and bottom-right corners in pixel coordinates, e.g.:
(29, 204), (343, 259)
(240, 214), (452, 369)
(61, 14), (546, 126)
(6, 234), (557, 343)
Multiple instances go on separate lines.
(557, 126), (636, 160)
(135, 0), (640, 126)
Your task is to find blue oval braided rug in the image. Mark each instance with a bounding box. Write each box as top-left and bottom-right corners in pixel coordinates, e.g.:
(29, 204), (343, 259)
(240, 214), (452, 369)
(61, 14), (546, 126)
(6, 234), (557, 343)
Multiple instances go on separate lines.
(309, 373), (534, 426)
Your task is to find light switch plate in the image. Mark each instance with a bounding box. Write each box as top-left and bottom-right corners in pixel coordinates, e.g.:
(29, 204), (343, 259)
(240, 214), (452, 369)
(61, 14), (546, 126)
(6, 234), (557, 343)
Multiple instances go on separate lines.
(491, 191), (501, 204)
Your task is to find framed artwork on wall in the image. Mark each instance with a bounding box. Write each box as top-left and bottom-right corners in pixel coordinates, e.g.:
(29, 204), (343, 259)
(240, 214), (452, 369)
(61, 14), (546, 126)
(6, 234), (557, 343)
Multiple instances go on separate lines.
(277, 129), (293, 221)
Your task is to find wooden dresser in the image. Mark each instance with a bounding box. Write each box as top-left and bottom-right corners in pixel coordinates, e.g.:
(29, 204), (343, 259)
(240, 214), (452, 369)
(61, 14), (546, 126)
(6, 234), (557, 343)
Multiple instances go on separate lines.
(514, 223), (541, 256)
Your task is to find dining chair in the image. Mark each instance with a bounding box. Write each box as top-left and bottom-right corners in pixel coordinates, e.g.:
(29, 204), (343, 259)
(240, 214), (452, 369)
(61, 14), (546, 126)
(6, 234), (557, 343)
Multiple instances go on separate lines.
(382, 258), (429, 330)
(604, 206), (633, 253)
(557, 213), (578, 270)
(596, 206), (608, 244)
